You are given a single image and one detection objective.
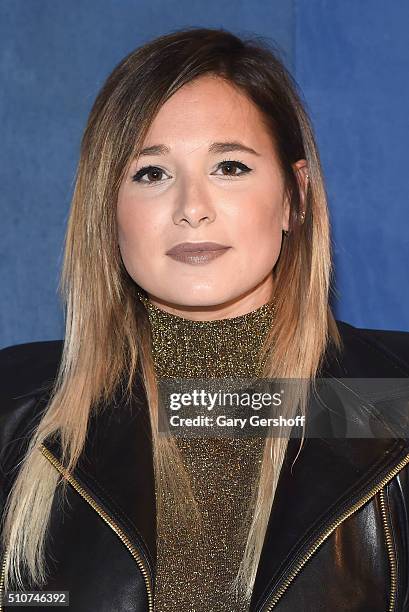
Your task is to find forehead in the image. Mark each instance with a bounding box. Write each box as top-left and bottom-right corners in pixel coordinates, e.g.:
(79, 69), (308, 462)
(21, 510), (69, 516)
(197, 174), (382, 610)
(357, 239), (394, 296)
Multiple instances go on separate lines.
(143, 75), (274, 154)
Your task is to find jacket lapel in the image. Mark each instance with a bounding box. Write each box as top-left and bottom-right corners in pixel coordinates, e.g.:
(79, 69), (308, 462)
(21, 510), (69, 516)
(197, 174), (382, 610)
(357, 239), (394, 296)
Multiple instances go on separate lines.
(249, 435), (409, 609)
(42, 370), (157, 580)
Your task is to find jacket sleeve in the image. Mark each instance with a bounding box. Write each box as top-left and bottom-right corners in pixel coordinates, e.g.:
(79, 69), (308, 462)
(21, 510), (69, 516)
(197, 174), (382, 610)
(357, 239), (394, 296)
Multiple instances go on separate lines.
(0, 340), (63, 523)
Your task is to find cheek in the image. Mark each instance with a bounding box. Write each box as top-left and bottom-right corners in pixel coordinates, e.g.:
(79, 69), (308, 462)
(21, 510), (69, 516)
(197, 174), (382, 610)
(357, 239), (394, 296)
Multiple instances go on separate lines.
(116, 195), (162, 269)
(236, 199), (283, 254)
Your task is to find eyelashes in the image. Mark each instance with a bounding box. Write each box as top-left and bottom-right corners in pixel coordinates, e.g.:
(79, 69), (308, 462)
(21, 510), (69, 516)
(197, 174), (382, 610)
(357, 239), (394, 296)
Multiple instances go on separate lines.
(131, 166), (165, 184)
(131, 159), (253, 185)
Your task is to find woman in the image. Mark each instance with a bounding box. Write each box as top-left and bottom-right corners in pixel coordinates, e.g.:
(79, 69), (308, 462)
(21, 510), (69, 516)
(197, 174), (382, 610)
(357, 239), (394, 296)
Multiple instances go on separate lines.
(1, 27), (409, 612)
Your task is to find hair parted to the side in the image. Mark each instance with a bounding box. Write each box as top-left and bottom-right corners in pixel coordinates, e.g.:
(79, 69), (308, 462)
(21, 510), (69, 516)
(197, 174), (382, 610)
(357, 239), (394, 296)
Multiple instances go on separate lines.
(1, 26), (342, 602)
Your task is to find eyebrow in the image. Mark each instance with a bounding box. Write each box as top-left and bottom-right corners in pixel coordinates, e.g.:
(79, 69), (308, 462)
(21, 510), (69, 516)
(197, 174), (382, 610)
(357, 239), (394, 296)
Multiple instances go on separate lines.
(138, 141), (261, 157)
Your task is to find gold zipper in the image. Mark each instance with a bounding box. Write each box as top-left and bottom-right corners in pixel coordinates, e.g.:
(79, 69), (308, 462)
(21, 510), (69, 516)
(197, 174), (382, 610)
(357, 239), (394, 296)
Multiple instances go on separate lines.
(258, 450), (409, 611)
(2, 448), (408, 612)
(379, 487), (397, 612)
(38, 443), (154, 612)
(0, 546), (7, 612)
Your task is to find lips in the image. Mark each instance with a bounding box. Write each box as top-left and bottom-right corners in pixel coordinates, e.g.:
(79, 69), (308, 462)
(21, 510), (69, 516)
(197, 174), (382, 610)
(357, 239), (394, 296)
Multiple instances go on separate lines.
(166, 241), (231, 266)
(166, 241), (230, 255)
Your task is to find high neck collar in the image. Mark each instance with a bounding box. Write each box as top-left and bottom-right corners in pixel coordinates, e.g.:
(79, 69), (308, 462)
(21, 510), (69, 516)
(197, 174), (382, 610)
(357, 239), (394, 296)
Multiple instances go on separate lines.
(136, 290), (275, 379)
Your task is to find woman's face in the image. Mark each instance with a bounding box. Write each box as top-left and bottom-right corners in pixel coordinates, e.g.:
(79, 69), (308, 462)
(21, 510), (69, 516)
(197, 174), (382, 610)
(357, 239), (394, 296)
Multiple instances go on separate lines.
(117, 74), (308, 319)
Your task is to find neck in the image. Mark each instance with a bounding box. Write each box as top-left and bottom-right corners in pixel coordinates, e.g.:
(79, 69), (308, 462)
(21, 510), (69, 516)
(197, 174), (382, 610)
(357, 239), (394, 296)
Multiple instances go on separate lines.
(137, 290), (275, 379)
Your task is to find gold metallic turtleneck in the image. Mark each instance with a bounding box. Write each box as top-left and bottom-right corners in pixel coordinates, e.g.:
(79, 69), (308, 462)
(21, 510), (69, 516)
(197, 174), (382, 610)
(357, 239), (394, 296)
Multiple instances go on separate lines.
(137, 291), (275, 612)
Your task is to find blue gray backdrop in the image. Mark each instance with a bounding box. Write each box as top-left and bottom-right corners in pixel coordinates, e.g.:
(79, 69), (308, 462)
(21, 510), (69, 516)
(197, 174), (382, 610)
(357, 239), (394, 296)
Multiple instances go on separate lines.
(1, 0), (408, 348)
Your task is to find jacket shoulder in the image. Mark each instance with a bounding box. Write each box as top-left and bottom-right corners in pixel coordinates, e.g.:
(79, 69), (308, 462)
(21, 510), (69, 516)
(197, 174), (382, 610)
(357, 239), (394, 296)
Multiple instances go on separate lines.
(332, 320), (409, 377)
(0, 340), (63, 477)
(0, 339), (63, 399)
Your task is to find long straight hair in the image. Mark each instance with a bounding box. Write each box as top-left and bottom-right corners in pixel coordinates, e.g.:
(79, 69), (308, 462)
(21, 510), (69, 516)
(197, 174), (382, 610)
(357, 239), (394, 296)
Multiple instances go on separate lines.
(1, 27), (342, 602)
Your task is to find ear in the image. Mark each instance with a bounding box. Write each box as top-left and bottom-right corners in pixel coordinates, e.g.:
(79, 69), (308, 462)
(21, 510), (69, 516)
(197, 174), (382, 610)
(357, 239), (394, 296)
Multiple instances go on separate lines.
(292, 159), (309, 222)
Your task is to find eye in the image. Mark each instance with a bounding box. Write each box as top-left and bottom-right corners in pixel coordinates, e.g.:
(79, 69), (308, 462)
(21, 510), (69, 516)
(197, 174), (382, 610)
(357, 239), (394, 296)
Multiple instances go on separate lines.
(213, 160), (252, 179)
(131, 159), (252, 185)
(131, 165), (170, 184)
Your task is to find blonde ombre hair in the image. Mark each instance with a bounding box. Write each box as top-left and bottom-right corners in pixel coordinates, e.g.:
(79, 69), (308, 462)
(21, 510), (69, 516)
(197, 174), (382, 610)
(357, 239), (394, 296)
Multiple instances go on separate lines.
(1, 27), (342, 602)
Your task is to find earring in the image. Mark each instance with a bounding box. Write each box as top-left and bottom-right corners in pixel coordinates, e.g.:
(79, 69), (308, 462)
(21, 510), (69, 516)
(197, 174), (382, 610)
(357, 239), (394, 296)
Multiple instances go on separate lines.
(282, 229), (289, 237)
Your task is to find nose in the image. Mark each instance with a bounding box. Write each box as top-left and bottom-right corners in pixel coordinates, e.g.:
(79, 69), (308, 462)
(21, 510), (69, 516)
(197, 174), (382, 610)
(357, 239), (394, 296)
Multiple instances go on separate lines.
(172, 177), (216, 227)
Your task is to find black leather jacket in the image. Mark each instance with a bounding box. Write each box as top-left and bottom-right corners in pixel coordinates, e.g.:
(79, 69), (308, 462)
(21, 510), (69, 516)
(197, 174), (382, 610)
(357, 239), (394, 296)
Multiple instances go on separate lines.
(1, 320), (409, 611)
